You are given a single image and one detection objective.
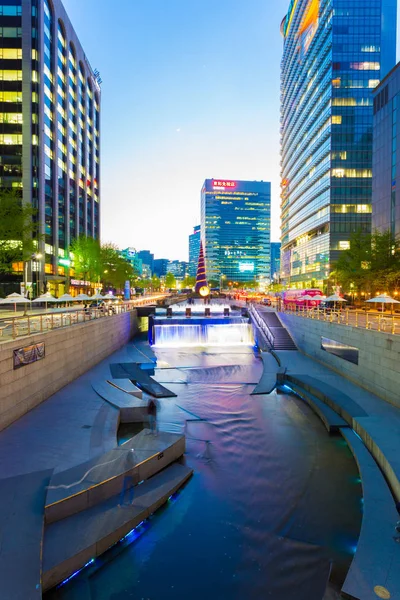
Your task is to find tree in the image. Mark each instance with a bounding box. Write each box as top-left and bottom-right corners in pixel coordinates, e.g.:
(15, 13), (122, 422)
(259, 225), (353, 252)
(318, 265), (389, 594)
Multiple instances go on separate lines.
(0, 189), (39, 274)
(165, 272), (176, 289)
(70, 235), (101, 284)
(151, 275), (161, 290)
(334, 230), (372, 294)
(100, 243), (136, 290)
(182, 275), (195, 288)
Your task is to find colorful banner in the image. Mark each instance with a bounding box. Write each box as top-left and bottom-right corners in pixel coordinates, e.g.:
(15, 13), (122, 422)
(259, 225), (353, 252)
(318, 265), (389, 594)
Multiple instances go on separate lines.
(13, 342), (45, 370)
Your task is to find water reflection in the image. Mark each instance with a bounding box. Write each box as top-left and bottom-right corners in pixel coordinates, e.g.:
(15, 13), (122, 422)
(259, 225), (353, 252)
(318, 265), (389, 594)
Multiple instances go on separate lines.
(47, 345), (361, 600)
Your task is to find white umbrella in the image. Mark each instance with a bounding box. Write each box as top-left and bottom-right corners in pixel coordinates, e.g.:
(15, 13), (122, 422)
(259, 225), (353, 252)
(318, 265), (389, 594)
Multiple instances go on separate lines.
(32, 293), (57, 311)
(301, 294), (314, 308)
(90, 293), (104, 300)
(0, 292), (31, 312)
(58, 294), (74, 302)
(74, 293), (90, 301)
(366, 294), (400, 313)
(325, 294), (347, 311)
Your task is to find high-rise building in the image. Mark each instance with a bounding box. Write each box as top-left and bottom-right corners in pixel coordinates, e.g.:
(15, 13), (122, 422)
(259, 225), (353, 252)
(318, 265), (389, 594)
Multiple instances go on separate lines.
(372, 63), (400, 238)
(280, 0), (396, 288)
(188, 224), (200, 276)
(167, 260), (188, 279)
(153, 258), (169, 278)
(201, 179), (271, 283)
(137, 250), (154, 275)
(120, 248), (143, 275)
(0, 0), (101, 296)
(270, 242), (281, 280)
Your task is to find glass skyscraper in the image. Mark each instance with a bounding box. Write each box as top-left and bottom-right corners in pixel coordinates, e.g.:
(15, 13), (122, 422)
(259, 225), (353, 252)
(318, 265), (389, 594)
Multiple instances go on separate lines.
(188, 224), (200, 276)
(201, 179), (271, 284)
(0, 0), (101, 295)
(280, 0), (396, 288)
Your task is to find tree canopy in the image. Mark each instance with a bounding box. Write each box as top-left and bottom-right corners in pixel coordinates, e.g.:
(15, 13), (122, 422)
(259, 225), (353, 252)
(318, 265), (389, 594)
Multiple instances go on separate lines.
(0, 189), (39, 274)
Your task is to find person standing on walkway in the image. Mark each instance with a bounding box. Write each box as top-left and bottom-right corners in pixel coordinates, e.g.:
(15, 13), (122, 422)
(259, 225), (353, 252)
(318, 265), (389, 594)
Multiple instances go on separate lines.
(147, 398), (158, 435)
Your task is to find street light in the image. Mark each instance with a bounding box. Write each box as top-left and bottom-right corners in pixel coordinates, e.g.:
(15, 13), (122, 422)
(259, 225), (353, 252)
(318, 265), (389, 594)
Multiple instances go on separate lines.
(220, 273), (226, 291)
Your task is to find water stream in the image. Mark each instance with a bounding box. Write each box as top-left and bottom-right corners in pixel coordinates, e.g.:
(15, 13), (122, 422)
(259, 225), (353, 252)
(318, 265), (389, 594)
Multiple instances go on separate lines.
(47, 343), (361, 600)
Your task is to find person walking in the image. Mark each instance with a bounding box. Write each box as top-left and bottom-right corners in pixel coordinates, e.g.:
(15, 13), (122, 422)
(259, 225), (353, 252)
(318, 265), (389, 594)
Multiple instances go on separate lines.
(147, 398), (158, 435)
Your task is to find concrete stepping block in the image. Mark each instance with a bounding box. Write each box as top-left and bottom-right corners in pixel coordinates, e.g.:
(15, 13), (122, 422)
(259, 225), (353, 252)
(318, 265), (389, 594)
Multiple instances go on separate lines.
(92, 380), (148, 422)
(42, 463), (193, 592)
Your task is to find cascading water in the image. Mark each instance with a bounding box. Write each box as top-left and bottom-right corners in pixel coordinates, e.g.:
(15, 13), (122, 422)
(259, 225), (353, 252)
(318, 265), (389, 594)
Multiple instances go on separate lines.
(153, 320), (254, 347)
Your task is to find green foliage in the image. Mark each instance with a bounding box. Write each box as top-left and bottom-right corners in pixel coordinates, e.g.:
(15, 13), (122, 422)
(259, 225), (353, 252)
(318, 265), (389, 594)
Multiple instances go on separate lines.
(182, 275), (195, 288)
(334, 229), (400, 295)
(70, 235), (101, 283)
(208, 279), (219, 288)
(165, 272), (176, 288)
(0, 189), (39, 273)
(100, 243), (135, 289)
(151, 275), (161, 290)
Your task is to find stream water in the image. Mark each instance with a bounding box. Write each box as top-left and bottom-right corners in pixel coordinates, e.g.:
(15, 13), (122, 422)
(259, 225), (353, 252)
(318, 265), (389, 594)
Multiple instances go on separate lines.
(48, 343), (361, 600)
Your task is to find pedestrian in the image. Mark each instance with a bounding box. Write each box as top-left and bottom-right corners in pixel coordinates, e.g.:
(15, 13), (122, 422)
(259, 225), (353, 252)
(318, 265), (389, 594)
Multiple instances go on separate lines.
(147, 398), (158, 435)
(118, 448), (136, 507)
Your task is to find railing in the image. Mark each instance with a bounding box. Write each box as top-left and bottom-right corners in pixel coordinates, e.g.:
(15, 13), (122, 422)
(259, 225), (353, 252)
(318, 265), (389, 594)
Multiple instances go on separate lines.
(248, 304), (275, 349)
(0, 294), (169, 341)
(282, 305), (400, 335)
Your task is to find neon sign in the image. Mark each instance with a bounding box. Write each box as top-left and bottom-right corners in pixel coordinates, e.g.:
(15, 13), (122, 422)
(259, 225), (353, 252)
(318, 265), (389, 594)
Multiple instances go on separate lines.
(213, 180), (236, 189)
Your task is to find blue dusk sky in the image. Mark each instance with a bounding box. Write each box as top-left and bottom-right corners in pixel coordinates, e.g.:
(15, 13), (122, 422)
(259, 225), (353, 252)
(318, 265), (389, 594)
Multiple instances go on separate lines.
(62, 0), (400, 262)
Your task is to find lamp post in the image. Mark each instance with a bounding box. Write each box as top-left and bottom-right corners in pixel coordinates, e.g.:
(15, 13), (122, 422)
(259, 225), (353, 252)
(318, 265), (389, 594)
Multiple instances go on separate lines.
(220, 273), (226, 291)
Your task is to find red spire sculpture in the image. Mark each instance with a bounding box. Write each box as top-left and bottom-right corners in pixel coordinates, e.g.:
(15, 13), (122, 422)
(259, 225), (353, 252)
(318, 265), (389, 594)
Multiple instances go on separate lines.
(195, 241), (208, 293)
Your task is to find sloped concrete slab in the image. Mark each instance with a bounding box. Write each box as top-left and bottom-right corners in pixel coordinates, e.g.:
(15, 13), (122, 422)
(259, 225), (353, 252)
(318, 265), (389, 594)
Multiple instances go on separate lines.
(45, 430), (185, 523)
(92, 380), (148, 422)
(42, 463), (193, 591)
(251, 352), (280, 395)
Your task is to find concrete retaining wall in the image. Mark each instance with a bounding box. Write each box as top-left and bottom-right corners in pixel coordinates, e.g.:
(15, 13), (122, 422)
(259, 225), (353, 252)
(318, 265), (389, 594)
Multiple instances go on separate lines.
(0, 311), (138, 431)
(279, 312), (400, 409)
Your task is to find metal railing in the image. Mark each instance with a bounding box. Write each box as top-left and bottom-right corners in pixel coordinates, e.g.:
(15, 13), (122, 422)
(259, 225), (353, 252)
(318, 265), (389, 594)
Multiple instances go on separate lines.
(249, 304), (275, 348)
(0, 294), (169, 341)
(282, 306), (400, 335)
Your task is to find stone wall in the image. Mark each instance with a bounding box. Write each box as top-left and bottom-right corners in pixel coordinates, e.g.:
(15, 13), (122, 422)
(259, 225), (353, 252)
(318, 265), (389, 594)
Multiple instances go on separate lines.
(279, 312), (400, 408)
(0, 311), (138, 431)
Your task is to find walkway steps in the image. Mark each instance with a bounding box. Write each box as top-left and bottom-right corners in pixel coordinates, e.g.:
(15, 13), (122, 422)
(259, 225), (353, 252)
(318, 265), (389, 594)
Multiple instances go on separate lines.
(340, 429), (400, 600)
(0, 469), (53, 600)
(286, 382), (349, 433)
(257, 309), (297, 350)
(110, 362), (177, 398)
(45, 430), (185, 524)
(92, 380), (148, 422)
(42, 462), (193, 592)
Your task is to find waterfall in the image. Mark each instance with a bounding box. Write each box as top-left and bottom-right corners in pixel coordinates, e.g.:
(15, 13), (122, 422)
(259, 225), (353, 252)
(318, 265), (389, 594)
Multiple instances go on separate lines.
(153, 322), (254, 347)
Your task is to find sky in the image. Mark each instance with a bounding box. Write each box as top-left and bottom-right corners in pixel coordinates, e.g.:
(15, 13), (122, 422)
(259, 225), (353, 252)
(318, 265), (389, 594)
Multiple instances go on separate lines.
(62, 0), (400, 262)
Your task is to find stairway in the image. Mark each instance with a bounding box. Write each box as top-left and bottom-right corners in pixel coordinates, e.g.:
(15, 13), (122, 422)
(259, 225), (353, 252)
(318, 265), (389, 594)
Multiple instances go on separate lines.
(258, 310), (297, 351)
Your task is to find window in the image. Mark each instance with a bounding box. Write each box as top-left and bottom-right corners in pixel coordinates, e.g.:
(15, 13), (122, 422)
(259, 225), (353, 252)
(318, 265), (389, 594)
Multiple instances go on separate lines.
(0, 27), (22, 38)
(0, 113), (22, 124)
(338, 241), (350, 250)
(0, 48), (22, 59)
(0, 134), (23, 145)
(0, 70), (22, 81)
(0, 91), (22, 102)
(332, 115), (342, 124)
(0, 6), (22, 16)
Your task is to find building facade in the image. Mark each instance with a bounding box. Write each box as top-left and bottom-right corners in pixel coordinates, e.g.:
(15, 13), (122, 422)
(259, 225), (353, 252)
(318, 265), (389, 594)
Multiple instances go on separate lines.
(120, 247), (143, 275)
(280, 0), (396, 288)
(0, 0), (101, 295)
(188, 224), (200, 276)
(153, 258), (168, 278)
(270, 242), (281, 280)
(137, 250), (154, 275)
(201, 179), (271, 284)
(167, 260), (188, 280)
(372, 63), (400, 238)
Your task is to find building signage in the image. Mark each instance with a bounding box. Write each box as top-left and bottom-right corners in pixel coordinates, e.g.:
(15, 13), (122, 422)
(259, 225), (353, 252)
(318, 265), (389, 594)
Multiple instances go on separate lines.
(59, 258), (71, 267)
(239, 262), (255, 273)
(70, 279), (90, 286)
(213, 180), (236, 189)
(13, 342), (45, 370)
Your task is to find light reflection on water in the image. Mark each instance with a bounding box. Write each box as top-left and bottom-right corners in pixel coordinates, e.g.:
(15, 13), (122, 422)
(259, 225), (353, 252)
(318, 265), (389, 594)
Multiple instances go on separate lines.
(47, 345), (361, 600)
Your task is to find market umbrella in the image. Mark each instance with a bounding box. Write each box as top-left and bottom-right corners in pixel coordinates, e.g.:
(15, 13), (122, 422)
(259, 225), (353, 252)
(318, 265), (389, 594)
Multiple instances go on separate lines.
(325, 294), (347, 311)
(32, 292), (57, 311)
(74, 293), (90, 301)
(301, 294), (314, 308)
(366, 294), (400, 314)
(0, 292), (31, 312)
(90, 293), (104, 300)
(58, 294), (74, 302)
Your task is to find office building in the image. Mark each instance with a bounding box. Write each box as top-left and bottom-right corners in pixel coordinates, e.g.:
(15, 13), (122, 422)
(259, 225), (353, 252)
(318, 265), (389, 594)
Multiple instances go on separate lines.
(270, 242), (281, 280)
(153, 258), (169, 278)
(167, 260), (188, 279)
(188, 225), (200, 276)
(0, 0), (101, 295)
(372, 62), (400, 238)
(137, 250), (154, 275)
(201, 179), (271, 283)
(120, 248), (143, 275)
(280, 0), (396, 288)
